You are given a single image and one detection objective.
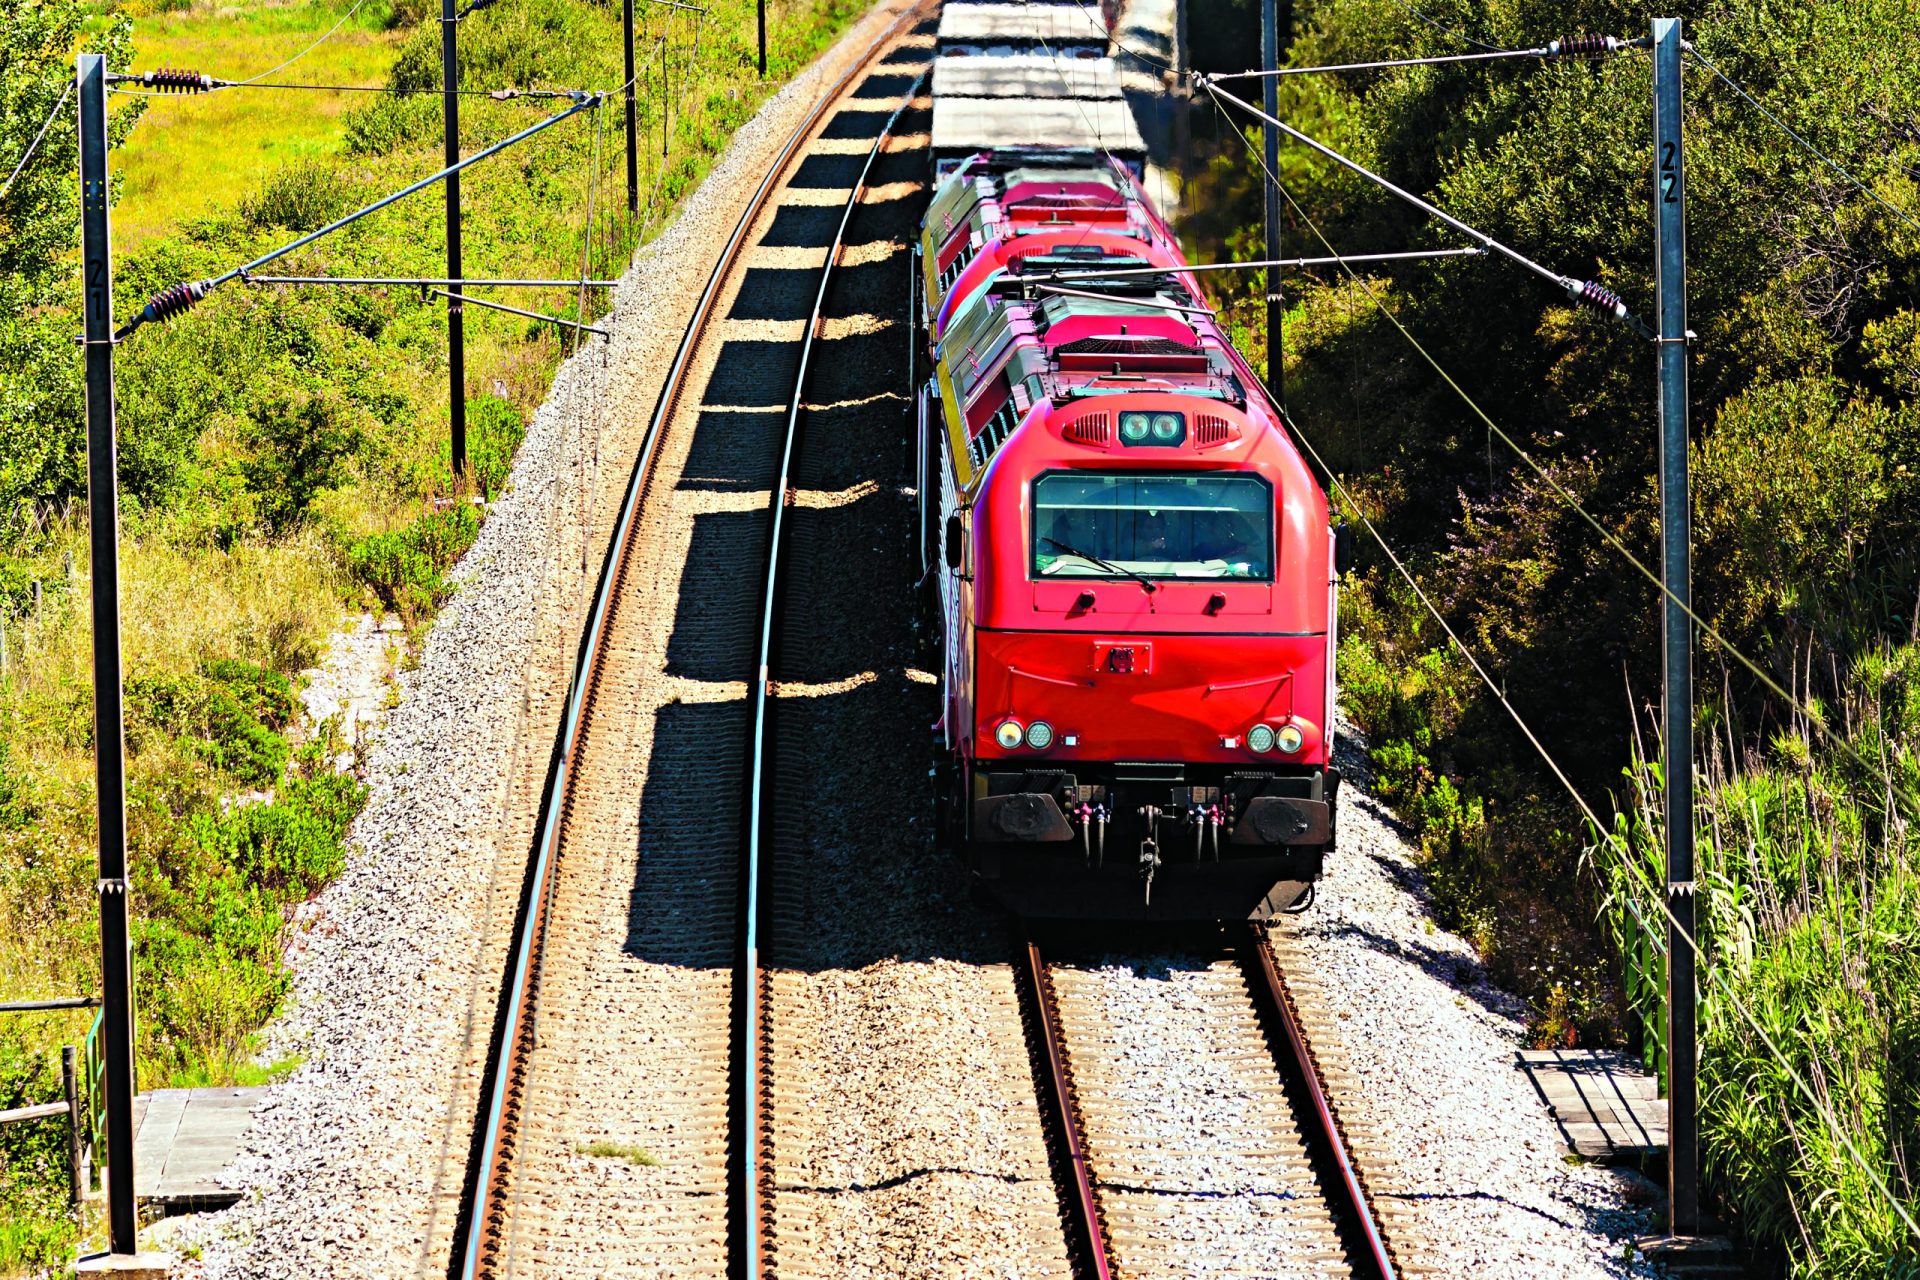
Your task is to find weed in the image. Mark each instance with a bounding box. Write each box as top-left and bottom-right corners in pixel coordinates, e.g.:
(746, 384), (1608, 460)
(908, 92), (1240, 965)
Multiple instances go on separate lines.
(576, 1139), (659, 1167)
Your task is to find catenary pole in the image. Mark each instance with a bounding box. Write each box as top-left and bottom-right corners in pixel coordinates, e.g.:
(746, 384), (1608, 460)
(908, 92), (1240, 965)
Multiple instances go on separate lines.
(76, 51), (139, 1256)
(441, 0), (468, 476)
(757, 0), (767, 77)
(1261, 0), (1283, 404)
(1652, 15), (1698, 1239)
(623, 0), (639, 212)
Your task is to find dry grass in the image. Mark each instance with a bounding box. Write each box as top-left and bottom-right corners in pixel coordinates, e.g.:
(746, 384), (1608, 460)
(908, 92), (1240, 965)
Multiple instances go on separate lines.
(113, 0), (402, 251)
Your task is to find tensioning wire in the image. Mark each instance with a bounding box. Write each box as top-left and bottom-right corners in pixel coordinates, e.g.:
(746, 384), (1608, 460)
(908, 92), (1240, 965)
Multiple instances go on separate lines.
(1, 80), (72, 198)
(1688, 46), (1920, 237)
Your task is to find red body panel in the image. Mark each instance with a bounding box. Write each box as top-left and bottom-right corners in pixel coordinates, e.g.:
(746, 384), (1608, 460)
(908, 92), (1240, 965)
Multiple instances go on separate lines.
(973, 631), (1328, 766)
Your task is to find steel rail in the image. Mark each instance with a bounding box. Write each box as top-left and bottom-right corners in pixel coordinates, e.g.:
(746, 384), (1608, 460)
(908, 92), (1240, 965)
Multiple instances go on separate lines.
(742, 64), (928, 1275)
(1246, 929), (1398, 1280)
(448, 11), (925, 1277)
(1020, 938), (1117, 1280)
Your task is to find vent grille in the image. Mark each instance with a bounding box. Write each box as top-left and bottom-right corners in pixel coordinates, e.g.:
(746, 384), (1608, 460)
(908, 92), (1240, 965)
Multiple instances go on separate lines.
(1055, 336), (1200, 357)
(1194, 414), (1237, 448)
(1063, 412), (1111, 446)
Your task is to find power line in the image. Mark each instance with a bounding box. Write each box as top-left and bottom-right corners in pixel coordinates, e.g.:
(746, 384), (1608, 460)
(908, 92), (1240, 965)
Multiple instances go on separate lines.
(1688, 46), (1920, 236)
(1219, 96), (1920, 1243)
(1198, 76), (1653, 337)
(116, 92), (598, 340)
(2, 81), (74, 198)
(0, 80), (71, 195)
(232, 0), (370, 87)
(1378, 0), (1499, 53)
(110, 72), (585, 99)
(242, 275), (620, 286)
(1007, 247), (1483, 284)
(1208, 37), (1642, 81)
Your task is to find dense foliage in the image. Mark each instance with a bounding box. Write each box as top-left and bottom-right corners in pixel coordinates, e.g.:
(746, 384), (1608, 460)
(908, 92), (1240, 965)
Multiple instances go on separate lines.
(1180, 0), (1919, 1268)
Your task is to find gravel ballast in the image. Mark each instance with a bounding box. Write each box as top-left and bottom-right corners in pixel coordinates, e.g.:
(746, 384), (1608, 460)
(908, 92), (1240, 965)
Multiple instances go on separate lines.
(1284, 726), (1663, 1277)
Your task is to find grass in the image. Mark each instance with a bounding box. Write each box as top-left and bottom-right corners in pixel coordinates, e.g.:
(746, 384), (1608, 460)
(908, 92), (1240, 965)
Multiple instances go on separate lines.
(114, 0), (403, 251)
(1592, 648), (1920, 1274)
(576, 1139), (659, 1166)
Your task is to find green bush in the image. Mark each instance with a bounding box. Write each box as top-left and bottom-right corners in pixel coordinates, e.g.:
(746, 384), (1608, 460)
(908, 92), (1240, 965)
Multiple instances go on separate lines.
(0, 1029), (73, 1272)
(1596, 646), (1920, 1275)
(238, 158), (365, 233)
(347, 501), (478, 621)
(461, 394), (525, 501)
(126, 660), (297, 788)
(137, 770), (366, 1081)
(240, 383), (366, 532)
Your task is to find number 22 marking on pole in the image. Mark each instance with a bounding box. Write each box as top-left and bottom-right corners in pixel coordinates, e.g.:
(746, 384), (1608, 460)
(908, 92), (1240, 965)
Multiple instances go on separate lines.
(1660, 141), (1679, 204)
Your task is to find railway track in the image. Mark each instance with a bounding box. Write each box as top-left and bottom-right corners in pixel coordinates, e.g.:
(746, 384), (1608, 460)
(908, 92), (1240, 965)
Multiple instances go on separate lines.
(445, 7), (1429, 1276)
(1021, 927), (1411, 1279)
(448, 12), (934, 1276)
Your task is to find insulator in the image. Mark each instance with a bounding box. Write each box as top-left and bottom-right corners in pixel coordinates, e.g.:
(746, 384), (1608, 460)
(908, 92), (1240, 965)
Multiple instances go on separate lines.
(139, 279), (211, 325)
(1569, 278), (1627, 320)
(141, 67), (217, 93)
(1547, 35), (1621, 56)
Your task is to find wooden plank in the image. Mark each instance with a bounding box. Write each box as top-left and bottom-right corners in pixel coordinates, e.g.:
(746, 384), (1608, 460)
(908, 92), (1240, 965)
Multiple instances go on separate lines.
(1517, 1049), (1667, 1163)
(0, 1101), (70, 1126)
(132, 1085), (271, 1210)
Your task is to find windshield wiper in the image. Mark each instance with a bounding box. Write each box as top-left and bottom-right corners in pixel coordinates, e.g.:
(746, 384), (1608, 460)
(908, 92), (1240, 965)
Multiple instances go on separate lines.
(1043, 536), (1158, 595)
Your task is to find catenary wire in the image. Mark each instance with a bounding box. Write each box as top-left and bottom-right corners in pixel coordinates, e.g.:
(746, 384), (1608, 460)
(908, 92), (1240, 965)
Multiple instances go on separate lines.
(1, 80), (73, 198)
(117, 93), (596, 340)
(1208, 39), (1643, 81)
(1688, 46), (1920, 236)
(1009, 247), (1483, 284)
(1378, 0), (1499, 52)
(1202, 81), (1920, 830)
(1219, 98), (1920, 1243)
(231, 0), (370, 87)
(1200, 77), (1652, 336)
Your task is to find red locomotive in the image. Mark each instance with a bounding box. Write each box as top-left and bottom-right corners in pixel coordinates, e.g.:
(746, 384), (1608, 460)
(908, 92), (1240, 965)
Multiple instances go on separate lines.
(916, 149), (1351, 920)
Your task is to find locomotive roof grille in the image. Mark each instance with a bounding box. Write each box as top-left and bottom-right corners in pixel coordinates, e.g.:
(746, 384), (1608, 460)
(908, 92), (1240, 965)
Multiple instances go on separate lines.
(1055, 335), (1202, 357)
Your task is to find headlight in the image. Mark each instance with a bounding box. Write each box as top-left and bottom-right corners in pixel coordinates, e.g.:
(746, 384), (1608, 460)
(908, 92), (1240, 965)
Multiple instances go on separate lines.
(1026, 721), (1054, 749)
(1150, 412), (1184, 442)
(994, 719), (1024, 750)
(1275, 722), (1305, 754)
(1118, 412), (1151, 443)
(1246, 723), (1275, 753)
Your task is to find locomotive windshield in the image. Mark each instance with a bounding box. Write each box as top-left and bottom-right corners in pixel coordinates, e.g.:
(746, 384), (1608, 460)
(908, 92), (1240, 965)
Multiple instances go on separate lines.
(1031, 472), (1273, 580)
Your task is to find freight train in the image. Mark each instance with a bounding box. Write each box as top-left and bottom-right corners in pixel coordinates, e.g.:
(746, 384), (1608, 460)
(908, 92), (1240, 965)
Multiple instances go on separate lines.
(917, 14), (1350, 921)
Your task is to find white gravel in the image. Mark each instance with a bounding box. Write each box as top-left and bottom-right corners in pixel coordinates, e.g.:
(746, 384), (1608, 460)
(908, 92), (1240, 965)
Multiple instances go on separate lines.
(1289, 721), (1663, 1277)
(149, 9), (921, 1276)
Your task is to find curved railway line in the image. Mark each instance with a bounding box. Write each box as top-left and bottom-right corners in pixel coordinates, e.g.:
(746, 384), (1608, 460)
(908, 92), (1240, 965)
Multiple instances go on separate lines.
(445, 7), (1419, 1277)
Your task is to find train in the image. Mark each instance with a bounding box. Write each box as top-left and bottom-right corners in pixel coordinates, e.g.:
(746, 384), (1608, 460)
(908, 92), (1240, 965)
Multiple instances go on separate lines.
(916, 8), (1350, 922)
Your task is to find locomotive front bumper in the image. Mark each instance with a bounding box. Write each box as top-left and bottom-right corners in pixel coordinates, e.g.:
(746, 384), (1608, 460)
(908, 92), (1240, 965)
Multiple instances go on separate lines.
(971, 790), (1330, 845)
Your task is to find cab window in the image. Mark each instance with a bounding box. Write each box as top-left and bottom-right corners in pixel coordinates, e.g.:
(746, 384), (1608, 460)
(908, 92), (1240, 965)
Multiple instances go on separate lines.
(1031, 472), (1273, 581)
